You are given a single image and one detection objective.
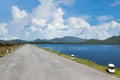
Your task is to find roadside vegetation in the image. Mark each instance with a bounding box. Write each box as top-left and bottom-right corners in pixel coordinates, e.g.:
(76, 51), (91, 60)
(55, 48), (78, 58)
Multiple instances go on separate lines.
(0, 42), (22, 58)
(41, 47), (120, 77)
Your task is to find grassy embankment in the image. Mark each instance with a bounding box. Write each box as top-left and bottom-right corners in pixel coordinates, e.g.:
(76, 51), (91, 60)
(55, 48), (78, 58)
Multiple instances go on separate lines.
(0, 43), (23, 58)
(40, 47), (120, 77)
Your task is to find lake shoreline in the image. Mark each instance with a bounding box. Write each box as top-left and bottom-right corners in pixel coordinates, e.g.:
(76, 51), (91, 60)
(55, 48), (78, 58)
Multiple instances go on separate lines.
(36, 44), (120, 67)
(39, 46), (120, 77)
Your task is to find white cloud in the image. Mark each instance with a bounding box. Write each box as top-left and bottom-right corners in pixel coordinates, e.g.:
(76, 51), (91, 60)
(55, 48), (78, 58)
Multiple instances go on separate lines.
(79, 15), (90, 21)
(77, 21), (120, 40)
(49, 8), (66, 30)
(0, 23), (8, 37)
(36, 16), (120, 40)
(67, 17), (90, 29)
(97, 15), (114, 22)
(110, 0), (120, 6)
(28, 26), (37, 32)
(12, 6), (28, 20)
(0, 23), (20, 40)
(32, 19), (46, 27)
(57, 0), (74, 5)
(1, 0), (120, 40)
(8, 36), (19, 40)
(98, 21), (120, 36)
(33, 0), (56, 20)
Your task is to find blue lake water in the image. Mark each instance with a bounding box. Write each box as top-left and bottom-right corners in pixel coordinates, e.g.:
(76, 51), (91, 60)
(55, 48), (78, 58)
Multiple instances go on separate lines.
(36, 44), (120, 68)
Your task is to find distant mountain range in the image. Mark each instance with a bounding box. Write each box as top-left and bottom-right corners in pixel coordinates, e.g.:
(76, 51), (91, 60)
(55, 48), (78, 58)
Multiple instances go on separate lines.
(8, 39), (29, 44)
(103, 36), (120, 44)
(82, 36), (120, 44)
(0, 36), (120, 44)
(31, 36), (85, 44)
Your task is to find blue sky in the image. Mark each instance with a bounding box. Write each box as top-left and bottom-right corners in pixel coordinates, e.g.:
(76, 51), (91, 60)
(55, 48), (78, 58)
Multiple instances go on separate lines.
(0, 0), (39, 22)
(0, 0), (120, 40)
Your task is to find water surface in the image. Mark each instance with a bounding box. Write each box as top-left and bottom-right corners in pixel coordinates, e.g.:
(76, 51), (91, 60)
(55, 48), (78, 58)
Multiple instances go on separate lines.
(36, 44), (120, 68)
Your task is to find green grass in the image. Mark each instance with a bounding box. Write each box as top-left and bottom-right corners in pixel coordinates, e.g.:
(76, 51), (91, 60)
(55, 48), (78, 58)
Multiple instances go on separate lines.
(41, 47), (120, 77)
(0, 44), (23, 58)
(0, 52), (5, 58)
(115, 68), (120, 77)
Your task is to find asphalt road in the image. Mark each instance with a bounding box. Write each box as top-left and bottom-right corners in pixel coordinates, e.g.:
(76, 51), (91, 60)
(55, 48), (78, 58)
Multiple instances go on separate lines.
(0, 44), (119, 80)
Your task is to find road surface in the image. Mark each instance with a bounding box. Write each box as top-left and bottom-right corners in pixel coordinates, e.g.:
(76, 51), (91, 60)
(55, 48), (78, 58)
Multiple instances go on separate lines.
(0, 44), (119, 80)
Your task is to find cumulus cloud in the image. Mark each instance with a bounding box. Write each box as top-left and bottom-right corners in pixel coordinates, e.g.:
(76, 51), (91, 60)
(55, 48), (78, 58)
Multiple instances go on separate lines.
(97, 15), (114, 22)
(32, 19), (46, 27)
(1, 0), (120, 40)
(79, 15), (90, 21)
(57, 0), (74, 5)
(33, 0), (56, 20)
(8, 36), (19, 40)
(12, 6), (28, 20)
(0, 23), (20, 40)
(0, 23), (8, 37)
(28, 26), (37, 32)
(67, 17), (90, 29)
(49, 8), (66, 30)
(25, 31), (30, 36)
(77, 21), (120, 40)
(110, 0), (120, 6)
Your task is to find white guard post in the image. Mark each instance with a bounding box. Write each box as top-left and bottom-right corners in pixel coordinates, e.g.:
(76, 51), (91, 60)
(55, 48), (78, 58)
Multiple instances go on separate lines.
(71, 54), (75, 60)
(6, 50), (9, 54)
(108, 64), (115, 74)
